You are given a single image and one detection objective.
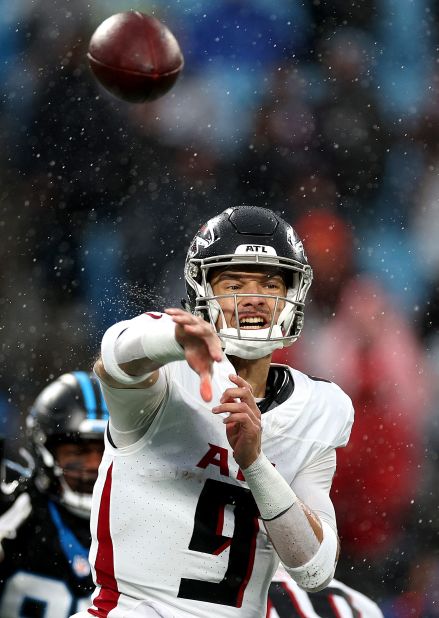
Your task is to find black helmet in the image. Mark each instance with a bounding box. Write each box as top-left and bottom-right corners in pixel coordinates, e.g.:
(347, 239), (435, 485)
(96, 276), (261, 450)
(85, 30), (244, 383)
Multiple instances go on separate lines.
(26, 372), (108, 517)
(184, 206), (313, 359)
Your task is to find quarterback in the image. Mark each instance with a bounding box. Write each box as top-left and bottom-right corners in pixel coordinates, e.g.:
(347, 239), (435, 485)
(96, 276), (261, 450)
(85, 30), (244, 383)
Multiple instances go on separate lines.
(76, 206), (354, 618)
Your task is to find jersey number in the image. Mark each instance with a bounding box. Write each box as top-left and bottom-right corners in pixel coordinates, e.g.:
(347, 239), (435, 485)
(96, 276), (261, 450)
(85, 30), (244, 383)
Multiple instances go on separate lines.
(178, 479), (259, 607)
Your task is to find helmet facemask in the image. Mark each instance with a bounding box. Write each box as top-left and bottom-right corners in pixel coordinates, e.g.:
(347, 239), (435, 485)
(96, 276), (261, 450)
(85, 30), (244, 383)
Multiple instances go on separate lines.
(31, 436), (102, 519)
(57, 471), (95, 520)
(186, 254), (312, 360)
(29, 415), (106, 519)
(184, 205), (313, 360)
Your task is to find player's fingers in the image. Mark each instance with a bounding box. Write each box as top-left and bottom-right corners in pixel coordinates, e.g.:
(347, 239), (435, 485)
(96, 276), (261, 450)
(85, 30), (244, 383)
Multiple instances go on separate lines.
(204, 333), (223, 362)
(170, 312), (221, 362)
(169, 314), (200, 326)
(228, 374), (253, 392)
(212, 401), (250, 413)
(220, 386), (253, 404)
(165, 307), (187, 316)
(220, 411), (261, 429)
(183, 324), (222, 362)
(212, 402), (260, 424)
(199, 372), (213, 402)
(167, 311), (211, 332)
(167, 309), (210, 333)
(180, 322), (209, 339)
(221, 380), (260, 416)
(178, 319), (214, 337)
(186, 347), (213, 374)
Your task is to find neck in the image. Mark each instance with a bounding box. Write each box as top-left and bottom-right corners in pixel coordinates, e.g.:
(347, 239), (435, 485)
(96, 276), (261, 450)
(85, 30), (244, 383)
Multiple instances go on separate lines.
(227, 354), (272, 398)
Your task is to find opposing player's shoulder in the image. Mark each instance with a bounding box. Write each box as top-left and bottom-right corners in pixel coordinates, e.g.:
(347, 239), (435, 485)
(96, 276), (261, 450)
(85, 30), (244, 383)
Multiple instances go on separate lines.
(270, 567), (383, 618)
(291, 366), (354, 448)
(0, 491), (32, 560)
(329, 579), (384, 617)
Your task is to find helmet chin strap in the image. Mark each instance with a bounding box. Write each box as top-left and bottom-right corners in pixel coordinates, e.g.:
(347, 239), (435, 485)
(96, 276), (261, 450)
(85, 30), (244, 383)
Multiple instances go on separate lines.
(220, 325), (285, 360)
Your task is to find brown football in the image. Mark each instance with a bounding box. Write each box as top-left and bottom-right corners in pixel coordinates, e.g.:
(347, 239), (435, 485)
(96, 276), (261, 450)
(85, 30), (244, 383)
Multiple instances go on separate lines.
(87, 11), (184, 103)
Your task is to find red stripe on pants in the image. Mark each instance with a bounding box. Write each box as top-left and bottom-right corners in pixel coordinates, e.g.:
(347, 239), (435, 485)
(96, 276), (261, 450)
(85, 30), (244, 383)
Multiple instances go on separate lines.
(88, 463), (120, 617)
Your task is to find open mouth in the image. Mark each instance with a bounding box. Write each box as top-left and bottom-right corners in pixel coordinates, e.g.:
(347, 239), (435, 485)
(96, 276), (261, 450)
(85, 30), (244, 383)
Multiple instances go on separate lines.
(238, 316), (268, 330)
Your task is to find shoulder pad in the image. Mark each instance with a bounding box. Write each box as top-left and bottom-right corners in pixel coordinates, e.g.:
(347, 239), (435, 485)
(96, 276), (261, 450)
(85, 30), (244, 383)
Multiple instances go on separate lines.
(307, 377), (354, 448)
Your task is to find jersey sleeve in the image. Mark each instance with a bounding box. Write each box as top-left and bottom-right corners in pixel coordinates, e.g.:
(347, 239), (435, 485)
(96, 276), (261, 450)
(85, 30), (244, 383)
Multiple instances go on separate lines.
(290, 380), (354, 532)
(97, 370), (168, 447)
(309, 379), (355, 448)
(336, 392), (354, 448)
(292, 448), (337, 531)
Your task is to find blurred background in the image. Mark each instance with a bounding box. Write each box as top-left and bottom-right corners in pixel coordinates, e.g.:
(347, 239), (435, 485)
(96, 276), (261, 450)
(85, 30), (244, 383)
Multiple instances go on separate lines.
(0, 0), (438, 614)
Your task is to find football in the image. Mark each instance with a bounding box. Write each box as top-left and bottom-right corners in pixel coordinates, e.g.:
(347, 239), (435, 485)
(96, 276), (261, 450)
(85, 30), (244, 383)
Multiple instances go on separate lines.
(87, 11), (184, 103)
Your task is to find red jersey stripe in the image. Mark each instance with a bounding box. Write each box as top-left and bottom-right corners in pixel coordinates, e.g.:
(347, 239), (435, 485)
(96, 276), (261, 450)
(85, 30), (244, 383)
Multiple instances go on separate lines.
(88, 462), (120, 617)
(281, 581), (309, 618)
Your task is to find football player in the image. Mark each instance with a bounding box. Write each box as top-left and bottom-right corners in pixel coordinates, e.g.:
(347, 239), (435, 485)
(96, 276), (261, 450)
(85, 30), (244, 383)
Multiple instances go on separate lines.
(0, 372), (107, 618)
(78, 206), (355, 618)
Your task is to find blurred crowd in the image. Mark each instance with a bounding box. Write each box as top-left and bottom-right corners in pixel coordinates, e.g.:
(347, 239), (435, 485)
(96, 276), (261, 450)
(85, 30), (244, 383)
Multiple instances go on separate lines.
(0, 0), (439, 614)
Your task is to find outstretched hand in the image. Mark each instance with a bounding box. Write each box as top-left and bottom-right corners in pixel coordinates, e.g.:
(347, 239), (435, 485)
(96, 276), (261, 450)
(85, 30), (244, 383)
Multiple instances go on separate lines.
(212, 374), (262, 469)
(165, 308), (223, 402)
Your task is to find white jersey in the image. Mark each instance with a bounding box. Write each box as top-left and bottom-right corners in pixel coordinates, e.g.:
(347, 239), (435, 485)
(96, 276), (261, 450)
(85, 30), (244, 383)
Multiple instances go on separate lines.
(268, 566), (383, 618)
(88, 356), (353, 618)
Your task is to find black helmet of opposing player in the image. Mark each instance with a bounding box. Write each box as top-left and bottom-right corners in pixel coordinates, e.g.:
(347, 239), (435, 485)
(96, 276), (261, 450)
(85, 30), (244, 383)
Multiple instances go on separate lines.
(185, 205), (313, 359)
(26, 372), (108, 518)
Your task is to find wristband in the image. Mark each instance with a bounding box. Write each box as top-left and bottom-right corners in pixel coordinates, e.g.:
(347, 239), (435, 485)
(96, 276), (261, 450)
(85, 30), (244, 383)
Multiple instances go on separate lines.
(137, 313), (185, 365)
(242, 452), (298, 520)
(101, 314), (185, 385)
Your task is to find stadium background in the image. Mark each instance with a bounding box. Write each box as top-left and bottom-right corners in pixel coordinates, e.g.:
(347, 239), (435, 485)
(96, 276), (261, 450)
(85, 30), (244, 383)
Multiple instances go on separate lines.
(0, 0), (438, 615)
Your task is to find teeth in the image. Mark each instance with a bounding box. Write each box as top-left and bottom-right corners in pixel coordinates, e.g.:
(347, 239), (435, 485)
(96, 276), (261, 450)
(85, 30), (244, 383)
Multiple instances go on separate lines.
(239, 317), (265, 329)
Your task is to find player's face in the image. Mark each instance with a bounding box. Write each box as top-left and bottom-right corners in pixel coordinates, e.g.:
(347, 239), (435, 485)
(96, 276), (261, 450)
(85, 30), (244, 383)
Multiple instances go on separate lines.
(210, 267), (287, 331)
(54, 439), (104, 495)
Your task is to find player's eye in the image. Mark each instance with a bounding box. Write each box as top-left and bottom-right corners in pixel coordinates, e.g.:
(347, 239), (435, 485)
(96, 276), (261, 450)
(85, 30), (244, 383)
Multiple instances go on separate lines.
(226, 284), (241, 291)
